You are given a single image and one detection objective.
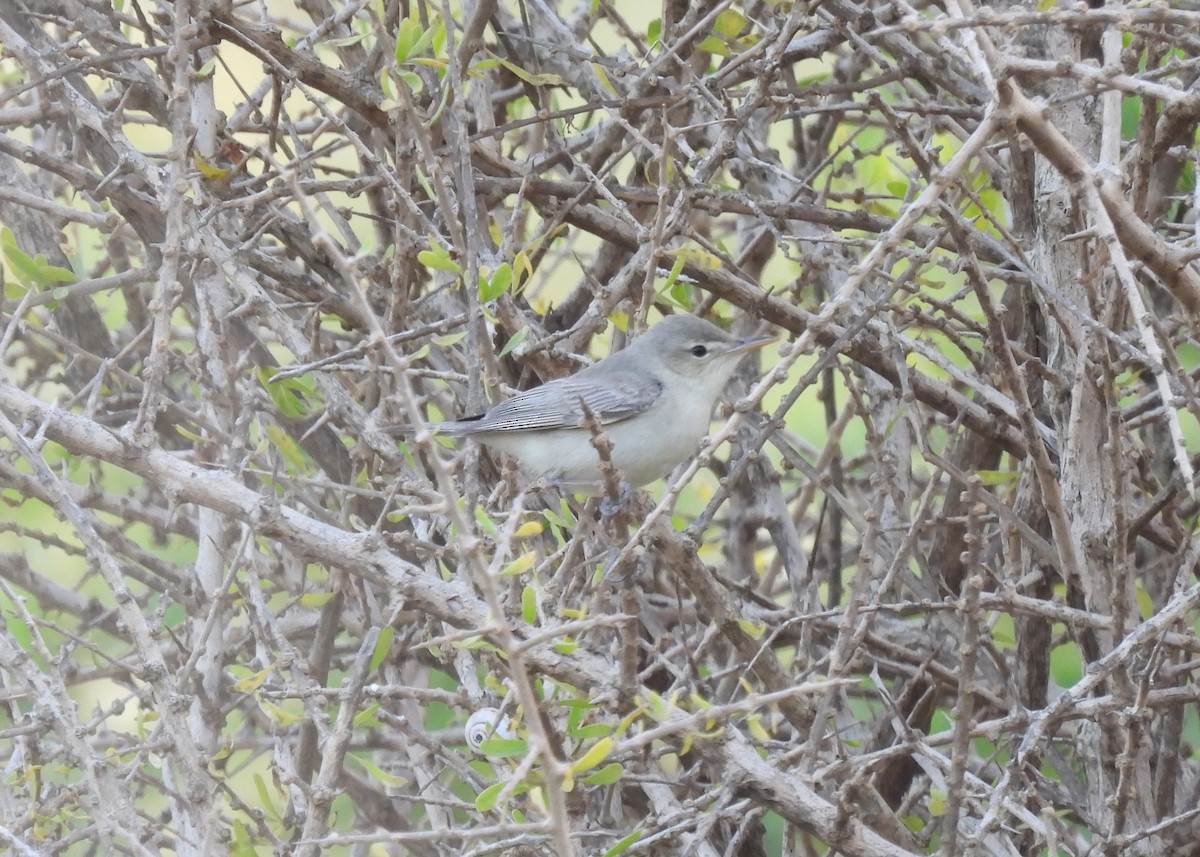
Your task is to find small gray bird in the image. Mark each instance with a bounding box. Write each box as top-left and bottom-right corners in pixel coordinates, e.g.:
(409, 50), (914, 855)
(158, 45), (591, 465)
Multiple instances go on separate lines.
(425, 314), (773, 492)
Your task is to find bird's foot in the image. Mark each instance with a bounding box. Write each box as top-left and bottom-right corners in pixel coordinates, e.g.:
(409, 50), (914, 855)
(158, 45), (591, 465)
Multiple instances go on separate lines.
(599, 480), (634, 519)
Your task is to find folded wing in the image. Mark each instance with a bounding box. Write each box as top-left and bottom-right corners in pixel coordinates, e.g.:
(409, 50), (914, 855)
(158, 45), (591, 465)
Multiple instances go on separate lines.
(448, 370), (665, 434)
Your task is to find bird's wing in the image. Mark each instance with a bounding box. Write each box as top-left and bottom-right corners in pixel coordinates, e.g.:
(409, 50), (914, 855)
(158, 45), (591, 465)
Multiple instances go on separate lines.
(448, 370), (665, 434)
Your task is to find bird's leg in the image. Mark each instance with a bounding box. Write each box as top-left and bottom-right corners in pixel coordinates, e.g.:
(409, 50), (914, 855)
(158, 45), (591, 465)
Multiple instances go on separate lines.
(575, 399), (630, 523)
(598, 480), (633, 519)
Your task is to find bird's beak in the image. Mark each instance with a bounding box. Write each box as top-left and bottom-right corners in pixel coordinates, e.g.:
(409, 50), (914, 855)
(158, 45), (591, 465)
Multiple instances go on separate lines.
(730, 334), (776, 354)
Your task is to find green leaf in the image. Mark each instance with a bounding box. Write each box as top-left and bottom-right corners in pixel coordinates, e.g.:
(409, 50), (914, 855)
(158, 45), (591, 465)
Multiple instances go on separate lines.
(394, 17), (421, 63)
(354, 703), (383, 729)
(418, 245), (461, 274)
(395, 70), (423, 94)
(350, 754), (409, 789)
(928, 787), (947, 816)
(252, 773), (281, 823)
(453, 634), (492, 650)
(569, 737), (613, 775)
(571, 723), (611, 742)
(513, 250), (533, 284)
(795, 69), (831, 87)
(432, 331), (467, 347)
(498, 326), (529, 358)
(1136, 582), (1153, 620)
(592, 62), (616, 95)
(424, 75), (453, 125)
(666, 278), (689, 309)
(429, 18), (447, 55)
(475, 781), (506, 812)
(0, 227), (77, 290)
(258, 697), (303, 726)
(521, 584), (537, 624)
(407, 21), (439, 60)
(736, 618), (765, 639)
(658, 254), (687, 300)
(565, 697), (588, 734)
(975, 469), (1018, 486)
(232, 665), (273, 694)
(478, 262), (513, 302)
(745, 712), (771, 743)
(470, 57), (503, 74)
(414, 165), (436, 203)
(378, 66), (395, 106)
(640, 689), (674, 721)
(713, 9), (746, 37)
(697, 34), (730, 56)
(616, 705), (645, 736)
(478, 736), (528, 757)
(474, 505), (498, 534)
(489, 52), (569, 87)
(542, 504), (566, 530)
(370, 626), (395, 674)
(34, 257), (75, 286)
(1, 227), (39, 287)
(263, 424), (310, 471)
(604, 829), (644, 856)
(582, 762), (623, 785)
(514, 520), (543, 539)
(257, 368), (317, 419)
(326, 32), (368, 47)
(230, 818), (255, 857)
(499, 552), (536, 576)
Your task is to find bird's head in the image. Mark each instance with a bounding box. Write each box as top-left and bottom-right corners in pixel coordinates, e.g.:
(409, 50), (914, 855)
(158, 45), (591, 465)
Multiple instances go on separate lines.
(635, 314), (774, 387)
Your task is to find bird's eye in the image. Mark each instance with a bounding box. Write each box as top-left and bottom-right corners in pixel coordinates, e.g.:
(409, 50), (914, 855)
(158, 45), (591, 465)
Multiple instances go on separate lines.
(690, 345), (708, 357)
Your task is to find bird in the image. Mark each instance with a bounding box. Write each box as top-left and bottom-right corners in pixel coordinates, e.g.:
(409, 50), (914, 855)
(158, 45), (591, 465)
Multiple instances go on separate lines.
(419, 314), (774, 493)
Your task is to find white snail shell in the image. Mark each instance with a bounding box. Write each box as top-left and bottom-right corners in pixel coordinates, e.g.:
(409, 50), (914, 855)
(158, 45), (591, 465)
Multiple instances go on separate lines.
(465, 708), (513, 752)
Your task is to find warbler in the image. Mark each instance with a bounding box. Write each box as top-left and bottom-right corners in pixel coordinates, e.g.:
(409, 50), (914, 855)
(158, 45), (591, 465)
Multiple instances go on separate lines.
(420, 314), (773, 491)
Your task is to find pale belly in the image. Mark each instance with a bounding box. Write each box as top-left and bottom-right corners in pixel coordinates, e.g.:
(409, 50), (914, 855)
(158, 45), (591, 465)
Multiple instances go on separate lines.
(475, 394), (715, 490)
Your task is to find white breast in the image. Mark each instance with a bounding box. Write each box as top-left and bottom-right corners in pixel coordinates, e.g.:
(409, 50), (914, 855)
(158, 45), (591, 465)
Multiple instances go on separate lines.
(476, 384), (716, 491)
